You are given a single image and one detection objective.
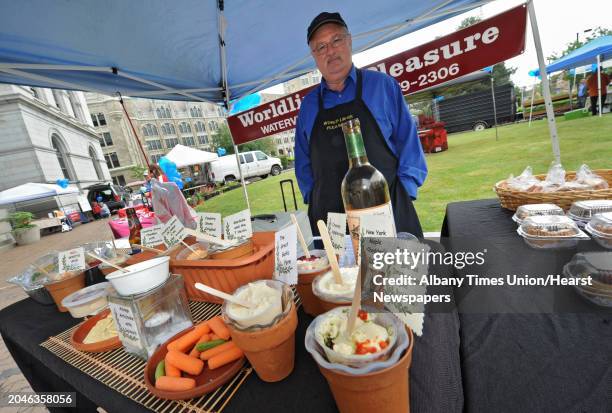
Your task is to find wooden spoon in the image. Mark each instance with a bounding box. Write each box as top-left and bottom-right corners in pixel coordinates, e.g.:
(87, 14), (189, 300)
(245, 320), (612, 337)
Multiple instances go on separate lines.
(86, 252), (129, 273)
(316, 220), (344, 285)
(291, 214), (311, 258)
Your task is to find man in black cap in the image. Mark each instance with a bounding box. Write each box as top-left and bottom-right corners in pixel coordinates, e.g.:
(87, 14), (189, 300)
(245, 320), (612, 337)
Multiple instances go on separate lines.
(295, 12), (428, 237)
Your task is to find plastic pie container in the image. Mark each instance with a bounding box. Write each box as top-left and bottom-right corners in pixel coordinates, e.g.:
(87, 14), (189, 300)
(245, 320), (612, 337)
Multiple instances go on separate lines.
(517, 215), (589, 249)
(297, 250), (330, 273)
(563, 252), (612, 307)
(105, 256), (170, 296)
(568, 200), (612, 226)
(585, 212), (612, 249)
(61, 282), (110, 318)
(512, 203), (565, 225)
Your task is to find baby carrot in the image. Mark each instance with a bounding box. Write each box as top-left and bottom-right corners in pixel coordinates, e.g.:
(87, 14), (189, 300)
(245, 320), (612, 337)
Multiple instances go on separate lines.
(155, 376), (196, 392)
(208, 347), (244, 370)
(189, 347), (200, 359)
(167, 323), (210, 353)
(164, 358), (181, 377)
(189, 332), (210, 358)
(209, 334), (219, 341)
(166, 350), (204, 375)
(207, 316), (230, 340)
(200, 341), (237, 360)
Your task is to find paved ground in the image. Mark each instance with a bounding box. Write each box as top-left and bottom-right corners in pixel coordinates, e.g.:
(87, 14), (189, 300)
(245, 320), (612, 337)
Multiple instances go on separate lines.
(0, 218), (113, 412)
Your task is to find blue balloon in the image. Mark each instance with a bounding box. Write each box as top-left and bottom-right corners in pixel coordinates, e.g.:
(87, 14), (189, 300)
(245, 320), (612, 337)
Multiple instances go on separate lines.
(96, 195), (103, 202)
(56, 178), (69, 188)
(184, 177), (192, 182)
(217, 147), (226, 156)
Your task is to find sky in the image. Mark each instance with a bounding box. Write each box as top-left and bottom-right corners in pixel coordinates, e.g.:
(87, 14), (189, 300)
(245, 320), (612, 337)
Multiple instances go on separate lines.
(265, 0), (611, 93)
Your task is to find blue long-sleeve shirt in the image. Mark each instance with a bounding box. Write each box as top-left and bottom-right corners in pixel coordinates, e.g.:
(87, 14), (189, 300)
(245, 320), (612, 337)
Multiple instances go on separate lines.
(294, 65), (427, 204)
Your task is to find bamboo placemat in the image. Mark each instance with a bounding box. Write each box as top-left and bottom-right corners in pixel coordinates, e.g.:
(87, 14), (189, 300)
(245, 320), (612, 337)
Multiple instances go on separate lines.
(41, 288), (302, 413)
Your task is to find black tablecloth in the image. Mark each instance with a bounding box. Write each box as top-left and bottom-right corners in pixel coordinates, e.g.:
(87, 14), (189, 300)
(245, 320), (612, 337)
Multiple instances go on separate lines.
(0, 239), (463, 413)
(442, 199), (612, 413)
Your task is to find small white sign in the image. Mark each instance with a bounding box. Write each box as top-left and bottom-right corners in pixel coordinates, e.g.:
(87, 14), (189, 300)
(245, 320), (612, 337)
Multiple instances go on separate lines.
(274, 224), (297, 284)
(161, 216), (187, 248)
(108, 302), (142, 349)
(140, 224), (164, 247)
(360, 214), (396, 238)
(327, 212), (346, 255)
(196, 212), (222, 238)
(223, 209), (252, 241)
(77, 195), (92, 212)
(58, 247), (86, 273)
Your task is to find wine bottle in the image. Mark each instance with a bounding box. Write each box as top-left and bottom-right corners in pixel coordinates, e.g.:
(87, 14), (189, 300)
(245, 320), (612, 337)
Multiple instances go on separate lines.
(126, 207), (143, 253)
(341, 118), (396, 257)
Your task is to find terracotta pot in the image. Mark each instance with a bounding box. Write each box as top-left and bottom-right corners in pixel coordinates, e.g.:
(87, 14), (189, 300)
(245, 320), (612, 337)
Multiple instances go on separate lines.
(45, 272), (86, 312)
(318, 298), (350, 313)
(209, 239), (254, 260)
(228, 301), (298, 382)
(318, 328), (414, 413)
(297, 267), (329, 316)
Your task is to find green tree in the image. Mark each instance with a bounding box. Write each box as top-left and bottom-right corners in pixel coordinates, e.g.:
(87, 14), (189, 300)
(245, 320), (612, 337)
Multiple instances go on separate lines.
(129, 165), (148, 179)
(238, 137), (276, 154)
(547, 27), (612, 61)
(457, 16), (481, 30)
(211, 123), (235, 155)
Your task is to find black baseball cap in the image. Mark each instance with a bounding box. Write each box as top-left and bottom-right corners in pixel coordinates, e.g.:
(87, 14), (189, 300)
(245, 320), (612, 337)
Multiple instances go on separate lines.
(307, 12), (347, 44)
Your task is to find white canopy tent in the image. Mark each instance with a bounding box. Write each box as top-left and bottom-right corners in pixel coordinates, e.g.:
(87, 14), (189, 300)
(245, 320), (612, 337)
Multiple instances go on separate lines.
(0, 183), (79, 205)
(164, 145), (219, 168)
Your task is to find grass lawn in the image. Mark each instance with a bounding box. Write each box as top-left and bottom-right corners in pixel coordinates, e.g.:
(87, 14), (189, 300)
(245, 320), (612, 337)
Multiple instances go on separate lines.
(196, 114), (612, 231)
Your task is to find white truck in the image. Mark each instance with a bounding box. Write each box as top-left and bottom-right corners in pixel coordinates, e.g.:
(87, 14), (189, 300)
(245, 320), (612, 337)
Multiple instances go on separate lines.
(207, 150), (283, 184)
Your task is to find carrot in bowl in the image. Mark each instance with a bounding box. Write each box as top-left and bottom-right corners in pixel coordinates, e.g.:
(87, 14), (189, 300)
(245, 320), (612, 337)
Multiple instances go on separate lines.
(200, 341), (237, 361)
(164, 359), (182, 377)
(155, 376), (196, 392)
(167, 323), (210, 353)
(207, 316), (230, 340)
(208, 347), (244, 370)
(166, 350), (204, 376)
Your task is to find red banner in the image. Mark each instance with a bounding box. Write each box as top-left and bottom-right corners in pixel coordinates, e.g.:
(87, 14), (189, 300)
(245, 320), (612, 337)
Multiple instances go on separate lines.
(228, 5), (527, 144)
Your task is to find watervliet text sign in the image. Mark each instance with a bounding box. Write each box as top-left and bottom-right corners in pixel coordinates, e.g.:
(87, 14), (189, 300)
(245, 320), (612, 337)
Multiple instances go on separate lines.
(227, 5), (527, 143)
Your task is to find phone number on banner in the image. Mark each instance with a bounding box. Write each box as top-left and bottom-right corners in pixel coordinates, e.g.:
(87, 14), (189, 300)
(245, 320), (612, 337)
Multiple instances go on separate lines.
(398, 63), (460, 94)
(1, 392), (76, 407)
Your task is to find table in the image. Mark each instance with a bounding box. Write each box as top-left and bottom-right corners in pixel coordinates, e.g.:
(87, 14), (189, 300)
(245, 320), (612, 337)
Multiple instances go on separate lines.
(442, 199), (612, 412)
(108, 214), (157, 238)
(0, 240), (463, 413)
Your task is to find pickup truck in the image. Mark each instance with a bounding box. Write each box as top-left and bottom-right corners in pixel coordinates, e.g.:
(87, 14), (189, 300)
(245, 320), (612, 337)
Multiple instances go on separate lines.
(207, 150), (282, 184)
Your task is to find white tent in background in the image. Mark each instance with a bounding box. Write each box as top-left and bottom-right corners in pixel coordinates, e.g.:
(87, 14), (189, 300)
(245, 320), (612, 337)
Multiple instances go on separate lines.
(0, 183), (79, 205)
(164, 145), (219, 168)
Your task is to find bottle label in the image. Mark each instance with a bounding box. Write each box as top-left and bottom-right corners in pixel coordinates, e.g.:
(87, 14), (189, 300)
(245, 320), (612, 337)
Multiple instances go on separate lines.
(346, 201), (396, 261)
(345, 131), (366, 159)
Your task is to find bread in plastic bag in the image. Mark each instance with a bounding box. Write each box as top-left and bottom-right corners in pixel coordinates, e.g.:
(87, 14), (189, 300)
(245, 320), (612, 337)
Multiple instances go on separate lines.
(150, 179), (197, 229)
(572, 164), (608, 190)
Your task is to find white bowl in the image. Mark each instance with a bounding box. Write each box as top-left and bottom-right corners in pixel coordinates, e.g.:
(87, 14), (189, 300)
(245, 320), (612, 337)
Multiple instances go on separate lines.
(105, 256), (170, 296)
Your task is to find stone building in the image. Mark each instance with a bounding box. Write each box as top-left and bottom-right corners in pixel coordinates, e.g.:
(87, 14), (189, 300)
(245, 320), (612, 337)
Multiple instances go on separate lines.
(85, 94), (226, 185)
(0, 84), (110, 192)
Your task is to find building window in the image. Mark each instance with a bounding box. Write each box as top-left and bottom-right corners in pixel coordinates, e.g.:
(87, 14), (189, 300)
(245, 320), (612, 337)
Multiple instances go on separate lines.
(198, 135), (208, 145)
(190, 107), (203, 118)
(146, 139), (163, 151)
(179, 122), (192, 134)
(89, 146), (104, 180)
(91, 113), (106, 127)
(112, 175), (127, 186)
(162, 123), (176, 135)
(165, 138), (179, 148)
(104, 152), (120, 169)
(156, 106), (172, 119)
(151, 154), (163, 164)
(183, 136), (195, 146)
(98, 132), (113, 147)
(208, 120), (219, 132)
(52, 135), (73, 180)
(195, 121), (206, 133)
(142, 124), (158, 137)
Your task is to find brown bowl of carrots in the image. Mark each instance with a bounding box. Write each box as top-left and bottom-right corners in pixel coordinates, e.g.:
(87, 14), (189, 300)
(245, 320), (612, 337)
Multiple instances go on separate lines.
(144, 315), (246, 400)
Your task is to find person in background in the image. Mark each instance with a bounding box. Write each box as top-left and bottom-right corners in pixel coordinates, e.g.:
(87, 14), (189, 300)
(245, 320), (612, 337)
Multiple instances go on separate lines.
(91, 202), (101, 219)
(99, 202), (111, 218)
(577, 79), (587, 108)
(148, 164), (169, 183)
(586, 67), (610, 116)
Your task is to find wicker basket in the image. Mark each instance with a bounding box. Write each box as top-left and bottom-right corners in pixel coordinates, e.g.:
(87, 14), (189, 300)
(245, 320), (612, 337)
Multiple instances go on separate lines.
(169, 232), (275, 303)
(495, 169), (612, 211)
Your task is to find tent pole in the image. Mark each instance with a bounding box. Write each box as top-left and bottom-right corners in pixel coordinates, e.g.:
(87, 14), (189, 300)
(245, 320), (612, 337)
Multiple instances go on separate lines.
(521, 87), (525, 120)
(217, 0), (251, 211)
(527, 0), (561, 163)
(490, 74), (499, 140)
(572, 70), (577, 110)
(118, 94), (150, 168)
(528, 78), (536, 127)
(597, 55), (602, 117)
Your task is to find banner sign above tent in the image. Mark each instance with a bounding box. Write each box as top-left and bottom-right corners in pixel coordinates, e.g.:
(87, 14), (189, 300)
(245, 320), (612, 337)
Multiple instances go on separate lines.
(366, 4), (527, 94)
(227, 5), (527, 144)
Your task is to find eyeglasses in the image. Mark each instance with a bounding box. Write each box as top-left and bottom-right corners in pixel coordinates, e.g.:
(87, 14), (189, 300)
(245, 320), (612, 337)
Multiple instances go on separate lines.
(311, 33), (350, 56)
